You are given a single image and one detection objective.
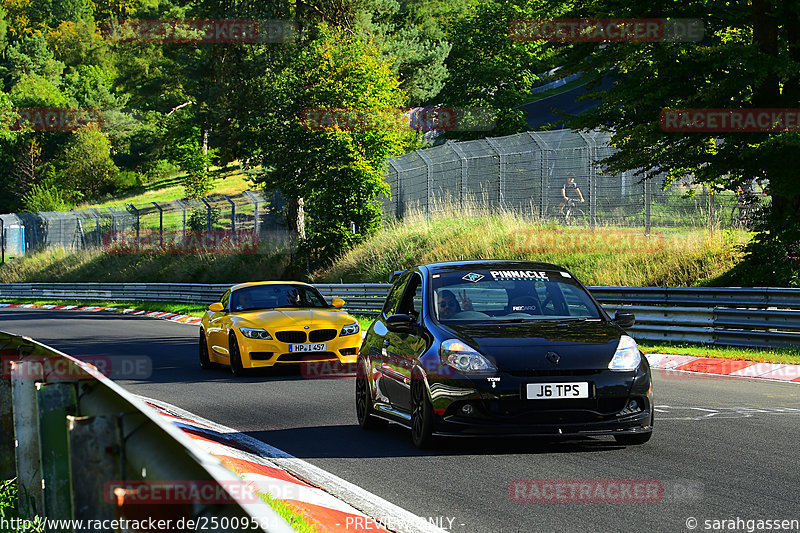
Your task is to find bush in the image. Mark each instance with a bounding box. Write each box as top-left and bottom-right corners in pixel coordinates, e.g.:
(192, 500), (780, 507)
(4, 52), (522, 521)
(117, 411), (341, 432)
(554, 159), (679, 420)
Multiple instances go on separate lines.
(20, 183), (70, 211)
(112, 169), (140, 191)
(187, 207), (221, 231)
(142, 159), (179, 184)
(58, 126), (119, 198)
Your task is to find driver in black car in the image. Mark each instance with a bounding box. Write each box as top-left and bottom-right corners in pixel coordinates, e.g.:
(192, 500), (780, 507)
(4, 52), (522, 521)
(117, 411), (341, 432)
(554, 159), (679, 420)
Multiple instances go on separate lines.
(437, 289), (473, 319)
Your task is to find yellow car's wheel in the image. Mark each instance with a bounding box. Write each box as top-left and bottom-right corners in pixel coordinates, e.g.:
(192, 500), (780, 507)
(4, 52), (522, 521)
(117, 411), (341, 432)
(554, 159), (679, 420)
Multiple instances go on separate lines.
(199, 329), (214, 370)
(229, 333), (246, 377)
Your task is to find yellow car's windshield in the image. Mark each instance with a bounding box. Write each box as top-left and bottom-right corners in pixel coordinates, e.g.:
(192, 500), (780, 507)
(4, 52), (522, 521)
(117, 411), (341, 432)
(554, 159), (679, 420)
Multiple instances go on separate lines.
(231, 285), (328, 312)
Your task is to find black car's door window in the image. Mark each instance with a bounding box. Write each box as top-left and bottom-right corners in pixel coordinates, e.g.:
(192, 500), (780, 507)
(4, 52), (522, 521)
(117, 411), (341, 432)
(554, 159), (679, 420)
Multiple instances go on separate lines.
(383, 272), (425, 411)
(397, 274), (424, 322)
(382, 272), (412, 316)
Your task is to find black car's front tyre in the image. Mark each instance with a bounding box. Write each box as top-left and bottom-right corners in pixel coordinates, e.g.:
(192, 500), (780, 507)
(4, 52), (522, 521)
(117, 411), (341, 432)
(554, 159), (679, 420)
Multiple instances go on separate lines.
(614, 431), (652, 445)
(199, 329), (214, 370)
(411, 377), (434, 449)
(229, 333), (246, 377)
(356, 362), (387, 430)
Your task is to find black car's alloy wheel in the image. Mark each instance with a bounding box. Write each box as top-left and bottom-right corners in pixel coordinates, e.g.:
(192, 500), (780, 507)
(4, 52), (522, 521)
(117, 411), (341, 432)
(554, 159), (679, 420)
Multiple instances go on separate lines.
(229, 334), (246, 376)
(355, 363), (386, 429)
(199, 330), (214, 369)
(411, 377), (434, 448)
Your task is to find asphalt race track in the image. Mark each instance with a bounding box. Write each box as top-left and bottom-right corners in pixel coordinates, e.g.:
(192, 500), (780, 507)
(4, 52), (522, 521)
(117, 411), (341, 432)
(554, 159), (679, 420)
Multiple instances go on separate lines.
(3, 308), (799, 533)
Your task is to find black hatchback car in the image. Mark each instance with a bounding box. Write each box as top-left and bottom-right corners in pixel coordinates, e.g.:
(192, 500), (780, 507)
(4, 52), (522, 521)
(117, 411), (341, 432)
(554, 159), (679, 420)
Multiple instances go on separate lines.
(355, 260), (653, 448)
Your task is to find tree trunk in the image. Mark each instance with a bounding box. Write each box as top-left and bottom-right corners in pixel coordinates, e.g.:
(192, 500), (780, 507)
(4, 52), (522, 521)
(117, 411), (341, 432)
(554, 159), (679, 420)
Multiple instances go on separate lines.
(288, 196), (306, 240)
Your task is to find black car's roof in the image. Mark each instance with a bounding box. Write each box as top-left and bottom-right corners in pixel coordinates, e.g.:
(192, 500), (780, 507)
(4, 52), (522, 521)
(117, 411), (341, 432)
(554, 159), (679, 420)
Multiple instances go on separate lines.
(422, 260), (566, 272)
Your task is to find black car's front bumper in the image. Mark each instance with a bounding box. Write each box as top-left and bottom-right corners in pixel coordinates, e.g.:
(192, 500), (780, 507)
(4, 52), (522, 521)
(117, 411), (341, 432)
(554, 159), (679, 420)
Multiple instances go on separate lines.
(426, 366), (653, 437)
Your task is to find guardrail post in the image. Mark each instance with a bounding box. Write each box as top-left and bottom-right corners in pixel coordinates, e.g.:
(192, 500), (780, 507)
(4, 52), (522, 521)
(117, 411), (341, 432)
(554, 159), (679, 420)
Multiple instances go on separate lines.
(68, 415), (122, 524)
(37, 382), (77, 527)
(11, 359), (44, 515)
(0, 373), (14, 479)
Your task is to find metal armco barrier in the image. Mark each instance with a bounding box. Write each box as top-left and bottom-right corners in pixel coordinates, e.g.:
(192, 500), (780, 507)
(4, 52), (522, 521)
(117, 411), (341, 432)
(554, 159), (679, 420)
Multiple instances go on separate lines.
(1, 283), (799, 348)
(0, 331), (294, 532)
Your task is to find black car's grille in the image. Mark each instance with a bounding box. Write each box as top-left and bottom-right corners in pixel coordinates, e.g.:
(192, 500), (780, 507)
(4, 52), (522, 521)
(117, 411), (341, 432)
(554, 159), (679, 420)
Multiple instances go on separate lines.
(309, 329), (337, 342)
(505, 369), (602, 378)
(277, 352), (338, 362)
(276, 331), (307, 343)
(479, 398), (630, 423)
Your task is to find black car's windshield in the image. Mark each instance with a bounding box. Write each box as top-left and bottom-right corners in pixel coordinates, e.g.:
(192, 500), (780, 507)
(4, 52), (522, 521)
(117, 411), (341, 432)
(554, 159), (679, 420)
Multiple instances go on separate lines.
(231, 284), (328, 311)
(431, 268), (602, 322)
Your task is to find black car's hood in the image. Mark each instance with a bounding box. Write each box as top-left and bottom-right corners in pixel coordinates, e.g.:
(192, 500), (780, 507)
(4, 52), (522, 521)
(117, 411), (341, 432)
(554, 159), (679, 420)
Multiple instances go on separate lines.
(440, 320), (623, 371)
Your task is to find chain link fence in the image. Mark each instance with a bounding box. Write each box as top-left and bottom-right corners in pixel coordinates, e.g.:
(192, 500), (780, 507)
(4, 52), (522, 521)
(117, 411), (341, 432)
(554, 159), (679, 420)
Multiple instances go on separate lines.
(383, 129), (768, 232)
(0, 190), (294, 258)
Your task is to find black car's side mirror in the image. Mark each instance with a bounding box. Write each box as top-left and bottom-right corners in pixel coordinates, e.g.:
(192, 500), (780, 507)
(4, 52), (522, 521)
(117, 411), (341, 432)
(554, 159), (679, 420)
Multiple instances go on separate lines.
(614, 310), (636, 329)
(386, 314), (415, 333)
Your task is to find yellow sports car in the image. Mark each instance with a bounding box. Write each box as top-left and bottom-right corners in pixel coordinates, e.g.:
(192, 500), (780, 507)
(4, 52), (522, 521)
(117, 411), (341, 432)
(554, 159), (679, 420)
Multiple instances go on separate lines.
(199, 281), (362, 376)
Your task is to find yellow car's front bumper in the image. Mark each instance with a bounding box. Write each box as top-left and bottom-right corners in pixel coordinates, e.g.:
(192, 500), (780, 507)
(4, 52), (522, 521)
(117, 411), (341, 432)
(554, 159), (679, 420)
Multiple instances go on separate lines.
(237, 333), (361, 368)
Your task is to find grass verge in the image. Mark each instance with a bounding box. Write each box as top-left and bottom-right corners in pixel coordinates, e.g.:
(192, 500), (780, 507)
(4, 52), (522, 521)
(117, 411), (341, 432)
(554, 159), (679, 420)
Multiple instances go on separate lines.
(256, 491), (320, 533)
(639, 342), (800, 365)
(0, 299), (208, 317)
(315, 204), (750, 286)
(0, 247), (290, 284)
(224, 467), (319, 533)
(80, 163), (254, 209)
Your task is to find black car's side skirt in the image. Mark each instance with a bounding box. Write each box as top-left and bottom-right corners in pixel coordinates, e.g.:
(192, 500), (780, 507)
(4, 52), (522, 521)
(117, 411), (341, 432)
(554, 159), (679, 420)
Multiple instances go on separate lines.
(374, 403), (412, 424)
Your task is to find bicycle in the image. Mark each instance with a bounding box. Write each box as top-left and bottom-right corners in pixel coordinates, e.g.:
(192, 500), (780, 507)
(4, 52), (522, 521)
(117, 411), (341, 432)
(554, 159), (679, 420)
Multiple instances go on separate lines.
(562, 198), (586, 225)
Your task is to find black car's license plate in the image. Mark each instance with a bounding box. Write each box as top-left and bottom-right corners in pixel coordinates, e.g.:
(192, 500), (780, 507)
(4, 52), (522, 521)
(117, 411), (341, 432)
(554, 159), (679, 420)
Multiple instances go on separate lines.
(526, 382), (589, 399)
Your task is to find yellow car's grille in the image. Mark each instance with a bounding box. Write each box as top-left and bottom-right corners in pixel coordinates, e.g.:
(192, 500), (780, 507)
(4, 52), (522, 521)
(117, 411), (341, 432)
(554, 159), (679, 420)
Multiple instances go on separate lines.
(276, 331), (307, 343)
(309, 329), (337, 342)
(277, 352), (338, 362)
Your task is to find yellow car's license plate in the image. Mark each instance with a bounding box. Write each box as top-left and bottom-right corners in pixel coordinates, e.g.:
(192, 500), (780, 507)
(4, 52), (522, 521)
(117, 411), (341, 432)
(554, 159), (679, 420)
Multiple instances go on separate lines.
(289, 343), (327, 353)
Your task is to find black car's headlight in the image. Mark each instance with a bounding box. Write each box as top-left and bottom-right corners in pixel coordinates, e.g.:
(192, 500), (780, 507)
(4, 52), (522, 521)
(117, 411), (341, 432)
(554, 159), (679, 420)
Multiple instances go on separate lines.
(240, 327), (273, 340)
(608, 335), (641, 371)
(339, 322), (360, 337)
(441, 339), (496, 373)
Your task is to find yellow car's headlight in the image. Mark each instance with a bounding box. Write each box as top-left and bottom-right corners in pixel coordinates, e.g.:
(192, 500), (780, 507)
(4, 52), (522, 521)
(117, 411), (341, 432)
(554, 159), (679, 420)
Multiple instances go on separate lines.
(339, 322), (360, 337)
(240, 327), (273, 340)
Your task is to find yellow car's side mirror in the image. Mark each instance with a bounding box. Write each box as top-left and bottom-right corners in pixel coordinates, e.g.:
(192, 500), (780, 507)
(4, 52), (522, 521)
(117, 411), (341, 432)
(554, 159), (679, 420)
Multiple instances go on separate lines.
(331, 298), (345, 309)
(208, 302), (224, 312)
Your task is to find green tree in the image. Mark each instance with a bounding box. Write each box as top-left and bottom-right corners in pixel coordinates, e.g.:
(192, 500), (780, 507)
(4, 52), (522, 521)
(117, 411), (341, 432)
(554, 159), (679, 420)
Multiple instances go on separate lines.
(544, 0), (800, 285)
(242, 24), (417, 263)
(58, 125), (118, 199)
(435, 0), (562, 138)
